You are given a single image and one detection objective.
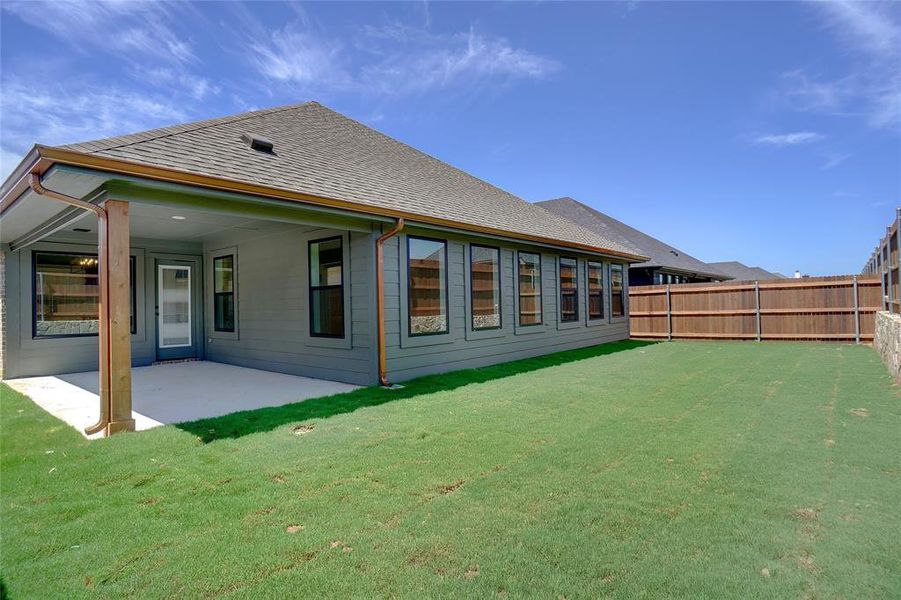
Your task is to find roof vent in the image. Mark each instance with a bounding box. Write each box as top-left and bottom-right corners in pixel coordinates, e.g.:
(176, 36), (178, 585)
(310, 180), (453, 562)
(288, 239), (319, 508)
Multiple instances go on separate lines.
(669, 250), (679, 256)
(241, 133), (275, 154)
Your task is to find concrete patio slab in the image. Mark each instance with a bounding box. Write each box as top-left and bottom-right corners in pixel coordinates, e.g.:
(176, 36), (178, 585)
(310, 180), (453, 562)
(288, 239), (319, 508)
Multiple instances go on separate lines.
(5, 361), (360, 439)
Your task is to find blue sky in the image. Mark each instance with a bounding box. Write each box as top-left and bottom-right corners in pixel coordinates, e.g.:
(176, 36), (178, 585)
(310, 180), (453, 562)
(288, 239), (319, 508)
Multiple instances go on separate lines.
(1, 1), (898, 275)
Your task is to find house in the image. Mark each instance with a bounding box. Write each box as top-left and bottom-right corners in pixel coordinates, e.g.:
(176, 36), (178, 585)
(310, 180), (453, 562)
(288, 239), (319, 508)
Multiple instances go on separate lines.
(0, 101), (646, 435)
(537, 197), (730, 286)
(707, 261), (785, 281)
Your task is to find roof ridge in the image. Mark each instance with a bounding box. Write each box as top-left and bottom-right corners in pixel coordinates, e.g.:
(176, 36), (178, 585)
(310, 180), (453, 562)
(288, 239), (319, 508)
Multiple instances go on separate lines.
(61, 101), (318, 153)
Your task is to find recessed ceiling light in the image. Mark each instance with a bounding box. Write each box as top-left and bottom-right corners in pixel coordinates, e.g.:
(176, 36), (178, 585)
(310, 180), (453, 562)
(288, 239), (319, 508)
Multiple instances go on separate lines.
(171, 215), (186, 220)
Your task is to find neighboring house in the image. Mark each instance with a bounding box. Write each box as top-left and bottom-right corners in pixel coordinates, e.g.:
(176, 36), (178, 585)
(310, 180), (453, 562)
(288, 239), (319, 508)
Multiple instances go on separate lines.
(707, 261), (785, 281)
(0, 101), (646, 432)
(537, 197), (730, 286)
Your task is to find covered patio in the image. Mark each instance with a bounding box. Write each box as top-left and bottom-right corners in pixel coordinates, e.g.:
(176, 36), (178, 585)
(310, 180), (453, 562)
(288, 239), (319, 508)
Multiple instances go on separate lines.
(4, 361), (359, 439)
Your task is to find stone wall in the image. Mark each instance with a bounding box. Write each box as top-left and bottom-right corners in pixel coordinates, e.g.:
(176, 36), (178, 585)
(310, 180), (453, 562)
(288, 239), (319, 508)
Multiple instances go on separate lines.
(36, 320), (100, 337)
(874, 311), (901, 384)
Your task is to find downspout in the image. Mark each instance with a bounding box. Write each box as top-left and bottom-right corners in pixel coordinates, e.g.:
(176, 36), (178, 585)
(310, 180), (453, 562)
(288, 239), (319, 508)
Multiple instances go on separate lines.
(375, 218), (404, 386)
(29, 174), (111, 435)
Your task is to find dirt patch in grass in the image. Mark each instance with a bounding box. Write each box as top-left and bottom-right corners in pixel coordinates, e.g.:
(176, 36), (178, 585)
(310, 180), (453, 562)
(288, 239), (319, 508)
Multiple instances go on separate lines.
(293, 424), (315, 435)
(285, 524), (303, 534)
(464, 565), (480, 580)
(438, 480), (465, 495)
(797, 554), (819, 573)
(792, 507), (819, 521)
(849, 408), (869, 418)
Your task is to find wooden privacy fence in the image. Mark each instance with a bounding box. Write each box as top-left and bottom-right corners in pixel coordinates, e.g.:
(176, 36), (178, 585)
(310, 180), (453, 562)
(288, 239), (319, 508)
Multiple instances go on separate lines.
(629, 275), (881, 342)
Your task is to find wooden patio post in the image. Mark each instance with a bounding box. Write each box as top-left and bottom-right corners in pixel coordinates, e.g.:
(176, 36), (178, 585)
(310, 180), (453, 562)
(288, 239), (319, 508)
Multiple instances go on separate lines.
(104, 200), (134, 434)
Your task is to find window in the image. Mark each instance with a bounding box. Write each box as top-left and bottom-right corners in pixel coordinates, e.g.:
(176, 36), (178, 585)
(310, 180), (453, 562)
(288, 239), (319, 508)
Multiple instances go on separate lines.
(213, 254), (235, 332)
(588, 261), (605, 320)
(611, 263), (625, 317)
(33, 252), (136, 338)
(407, 236), (448, 336)
(559, 257), (578, 322)
(470, 245), (501, 330)
(518, 252), (542, 326)
(309, 237), (344, 338)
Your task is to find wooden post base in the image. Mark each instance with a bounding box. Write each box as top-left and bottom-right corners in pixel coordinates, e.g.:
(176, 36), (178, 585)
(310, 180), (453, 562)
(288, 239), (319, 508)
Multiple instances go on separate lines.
(106, 419), (136, 436)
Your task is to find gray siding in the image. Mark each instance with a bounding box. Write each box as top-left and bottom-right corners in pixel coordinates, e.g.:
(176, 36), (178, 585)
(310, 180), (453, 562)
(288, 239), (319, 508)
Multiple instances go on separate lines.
(382, 228), (630, 382)
(200, 223), (375, 386)
(2, 236), (202, 378)
(2, 216), (631, 388)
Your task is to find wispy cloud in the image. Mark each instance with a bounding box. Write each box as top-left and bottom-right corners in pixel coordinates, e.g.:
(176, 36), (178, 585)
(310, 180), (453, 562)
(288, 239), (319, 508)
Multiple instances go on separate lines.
(2, 0), (196, 64)
(250, 26), (353, 90)
(359, 25), (560, 95)
(0, 78), (188, 178)
(821, 152), (851, 170)
(246, 18), (559, 97)
(817, 0), (900, 57)
(753, 131), (824, 146)
(775, 2), (901, 130)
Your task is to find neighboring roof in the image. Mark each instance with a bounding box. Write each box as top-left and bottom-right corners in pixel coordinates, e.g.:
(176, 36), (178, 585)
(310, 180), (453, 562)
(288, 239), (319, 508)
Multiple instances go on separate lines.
(537, 197), (730, 279)
(22, 101), (641, 260)
(707, 261), (785, 281)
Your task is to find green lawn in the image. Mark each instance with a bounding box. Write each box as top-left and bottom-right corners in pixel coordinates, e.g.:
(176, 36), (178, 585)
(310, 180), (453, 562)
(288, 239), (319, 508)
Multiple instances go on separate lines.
(2, 341), (900, 598)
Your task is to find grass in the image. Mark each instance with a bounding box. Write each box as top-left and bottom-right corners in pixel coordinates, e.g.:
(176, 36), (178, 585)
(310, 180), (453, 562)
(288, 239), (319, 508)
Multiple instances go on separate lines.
(2, 341), (900, 598)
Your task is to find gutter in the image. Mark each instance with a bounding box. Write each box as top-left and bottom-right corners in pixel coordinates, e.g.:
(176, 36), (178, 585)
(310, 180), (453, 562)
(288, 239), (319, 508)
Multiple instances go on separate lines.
(1, 145), (648, 263)
(29, 174), (111, 436)
(375, 218), (405, 386)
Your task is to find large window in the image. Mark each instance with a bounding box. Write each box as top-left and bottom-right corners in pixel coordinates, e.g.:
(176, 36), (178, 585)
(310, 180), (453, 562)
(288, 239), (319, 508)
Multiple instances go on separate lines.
(213, 254), (235, 332)
(588, 261), (605, 320)
(470, 245), (501, 330)
(611, 263), (625, 317)
(559, 257), (578, 322)
(408, 236), (448, 336)
(517, 252), (542, 326)
(33, 252), (136, 338)
(309, 237), (344, 338)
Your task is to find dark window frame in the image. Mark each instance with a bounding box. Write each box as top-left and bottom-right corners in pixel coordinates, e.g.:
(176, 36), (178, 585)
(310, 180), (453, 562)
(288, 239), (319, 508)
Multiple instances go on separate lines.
(559, 256), (579, 323)
(611, 263), (626, 318)
(469, 244), (502, 331)
(32, 250), (137, 339)
(406, 235), (450, 337)
(587, 260), (605, 321)
(517, 251), (543, 327)
(213, 254), (236, 333)
(308, 235), (345, 339)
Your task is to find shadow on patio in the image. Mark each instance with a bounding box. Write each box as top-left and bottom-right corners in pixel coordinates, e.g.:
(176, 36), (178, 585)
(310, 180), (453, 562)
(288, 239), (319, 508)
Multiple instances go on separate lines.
(177, 340), (655, 443)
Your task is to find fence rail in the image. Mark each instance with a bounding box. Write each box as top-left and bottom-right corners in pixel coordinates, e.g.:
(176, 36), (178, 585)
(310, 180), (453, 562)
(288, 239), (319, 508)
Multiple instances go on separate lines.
(629, 275), (881, 342)
(862, 207), (900, 315)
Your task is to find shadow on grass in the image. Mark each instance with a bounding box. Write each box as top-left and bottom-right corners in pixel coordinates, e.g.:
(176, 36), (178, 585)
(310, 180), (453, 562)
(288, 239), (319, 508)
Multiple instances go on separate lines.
(177, 340), (655, 443)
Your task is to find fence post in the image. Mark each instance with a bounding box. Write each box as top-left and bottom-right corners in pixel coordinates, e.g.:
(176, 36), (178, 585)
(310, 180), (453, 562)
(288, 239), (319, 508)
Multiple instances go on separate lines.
(665, 284), (672, 341)
(754, 280), (762, 341)
(853, 275), (860, 344)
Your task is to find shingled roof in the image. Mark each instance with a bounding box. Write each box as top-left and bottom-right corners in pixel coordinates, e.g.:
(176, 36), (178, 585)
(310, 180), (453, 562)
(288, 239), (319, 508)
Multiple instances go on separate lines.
(537, 197), (728, 279)
(707, 261), (785, 281)
(54, 102), (641, 259)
